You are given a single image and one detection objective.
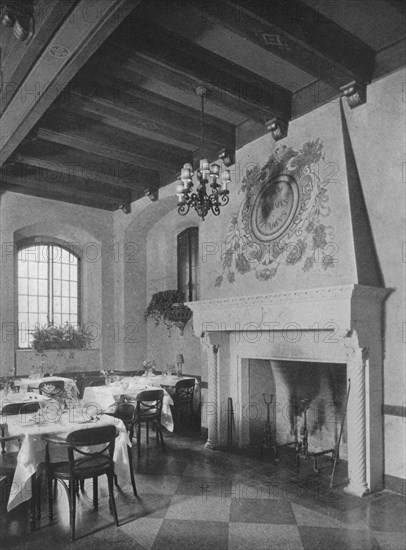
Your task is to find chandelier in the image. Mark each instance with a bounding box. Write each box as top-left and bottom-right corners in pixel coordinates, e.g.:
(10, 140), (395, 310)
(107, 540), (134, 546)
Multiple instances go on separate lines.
(176, 86), (231, 221)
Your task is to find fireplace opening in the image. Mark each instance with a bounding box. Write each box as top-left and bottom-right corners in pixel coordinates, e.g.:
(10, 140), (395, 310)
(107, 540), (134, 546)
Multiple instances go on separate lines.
(247, 359), (348, 460)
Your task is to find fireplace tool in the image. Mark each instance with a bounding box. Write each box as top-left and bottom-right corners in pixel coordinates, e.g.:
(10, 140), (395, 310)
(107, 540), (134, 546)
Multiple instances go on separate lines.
(330, 379), (350, 488)
(296, 398), (335, 473)
(261, 393), (273, 452)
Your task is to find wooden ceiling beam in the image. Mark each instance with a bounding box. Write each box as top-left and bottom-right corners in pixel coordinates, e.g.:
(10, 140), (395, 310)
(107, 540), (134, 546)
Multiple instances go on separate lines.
(0, 0), (79, 115)
(16, 139), (161, 189)
(111, 22), (292, 124)
(3, 164), (132, 202)
(59, 76), (235, 151)
(40, 108), (191, 167)
(35, 127), (184, 178)
(12, 153), (159, 192)
(0, 182), (118, 211)
(54, 92), (200, 151)
(0, 0), (141, 168)
(190, 0), (375, 89)
(0, 172), (131, 210)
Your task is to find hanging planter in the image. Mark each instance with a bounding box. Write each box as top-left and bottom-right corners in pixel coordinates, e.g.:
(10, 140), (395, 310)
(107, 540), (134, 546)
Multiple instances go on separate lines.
(145, 290), (192, 335)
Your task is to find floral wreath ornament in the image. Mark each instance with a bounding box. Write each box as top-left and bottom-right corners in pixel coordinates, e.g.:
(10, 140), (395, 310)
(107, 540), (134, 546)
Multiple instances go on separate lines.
(215, 139), (336, 286)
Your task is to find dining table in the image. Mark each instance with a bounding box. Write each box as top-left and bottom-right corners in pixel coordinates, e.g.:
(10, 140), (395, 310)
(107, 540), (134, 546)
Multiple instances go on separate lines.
(82, 377), (175, 432)
(3, 407), (132, 519)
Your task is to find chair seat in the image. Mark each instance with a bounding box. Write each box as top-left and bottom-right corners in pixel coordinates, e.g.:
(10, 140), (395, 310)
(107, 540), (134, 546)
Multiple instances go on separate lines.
(50, 456), (111, 479)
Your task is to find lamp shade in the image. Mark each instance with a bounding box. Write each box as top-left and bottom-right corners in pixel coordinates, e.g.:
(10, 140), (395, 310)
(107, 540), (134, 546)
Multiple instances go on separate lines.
(176, 354), (184, 364)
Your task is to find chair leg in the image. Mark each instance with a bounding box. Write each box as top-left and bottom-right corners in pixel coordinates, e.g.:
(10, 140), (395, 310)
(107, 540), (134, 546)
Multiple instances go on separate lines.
(137, 424), (141, 456)
(93, 477), (98, 508)
(36, 474), (41, 520)
(69, 481), (76, 542)
(48, 474), (54, 520)
(127, 447), (137, 497)
(107, 473), (119, 526)
(146, 421), (149, 445)
(30, 475), (36, 530)
(158, 424), (165, 447)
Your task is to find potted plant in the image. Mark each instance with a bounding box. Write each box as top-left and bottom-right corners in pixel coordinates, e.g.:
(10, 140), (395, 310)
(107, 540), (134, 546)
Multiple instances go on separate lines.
(145, 290), (192, 335)
(30, 323), (93, 353)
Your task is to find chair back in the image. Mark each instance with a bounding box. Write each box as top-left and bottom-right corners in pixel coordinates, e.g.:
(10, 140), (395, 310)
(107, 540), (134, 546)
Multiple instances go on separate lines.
(174, 379), (195, 407)
(114, 402), (136, 424)
(19, 402), (41, 415)
(123, 390), (163, 421)
(39, 380), (65, 398)
(1, 403), (21, 416)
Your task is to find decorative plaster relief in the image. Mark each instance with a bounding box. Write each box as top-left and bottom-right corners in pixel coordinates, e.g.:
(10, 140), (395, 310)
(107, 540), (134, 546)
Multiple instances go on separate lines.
(215, 139), (337, 286)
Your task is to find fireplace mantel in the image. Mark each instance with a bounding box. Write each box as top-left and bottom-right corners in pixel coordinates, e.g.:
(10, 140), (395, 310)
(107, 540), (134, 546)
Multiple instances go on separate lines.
(187, 284), (390, 340)
(188, 284), (390, 497)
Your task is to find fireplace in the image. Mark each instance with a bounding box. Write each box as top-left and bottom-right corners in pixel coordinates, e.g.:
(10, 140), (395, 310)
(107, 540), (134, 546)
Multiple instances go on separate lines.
(188, 284), (389, 496)
(246, 359), (348, 460)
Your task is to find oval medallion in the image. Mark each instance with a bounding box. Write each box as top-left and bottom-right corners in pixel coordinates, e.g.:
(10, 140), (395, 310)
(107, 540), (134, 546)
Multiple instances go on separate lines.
(250, 174), (299, 242)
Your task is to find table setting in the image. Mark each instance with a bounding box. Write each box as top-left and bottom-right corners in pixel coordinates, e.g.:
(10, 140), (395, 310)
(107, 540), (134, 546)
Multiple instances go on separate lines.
(82, 377), (175, 432)
(3, 406), (132, 513)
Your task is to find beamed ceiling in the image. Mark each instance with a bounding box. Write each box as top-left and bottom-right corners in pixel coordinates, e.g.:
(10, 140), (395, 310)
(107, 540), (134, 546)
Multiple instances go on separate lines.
(0, 0), (405, 212)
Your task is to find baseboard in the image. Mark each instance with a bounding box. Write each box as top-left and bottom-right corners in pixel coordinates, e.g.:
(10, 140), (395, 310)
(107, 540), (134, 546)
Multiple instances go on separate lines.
(385, 474), (406, 496)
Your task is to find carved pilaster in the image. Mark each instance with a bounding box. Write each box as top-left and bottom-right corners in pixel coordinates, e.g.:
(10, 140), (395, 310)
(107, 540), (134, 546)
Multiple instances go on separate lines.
(203, 337), (219, 449)
(344, 329), (370, 497)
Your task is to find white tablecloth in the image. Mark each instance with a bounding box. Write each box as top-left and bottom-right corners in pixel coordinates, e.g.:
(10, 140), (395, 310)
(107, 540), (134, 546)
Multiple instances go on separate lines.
(82, 381), (174, 432)
(4, 411), (131, 512)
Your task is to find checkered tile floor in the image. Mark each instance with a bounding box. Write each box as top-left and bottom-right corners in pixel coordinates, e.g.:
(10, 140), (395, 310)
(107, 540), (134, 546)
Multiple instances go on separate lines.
(1, 430), (405, 550)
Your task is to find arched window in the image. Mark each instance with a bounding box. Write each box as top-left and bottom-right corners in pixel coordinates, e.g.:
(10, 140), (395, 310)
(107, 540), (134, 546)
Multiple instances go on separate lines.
(177, 227), (199, 302)
(17, 242), (80, 348)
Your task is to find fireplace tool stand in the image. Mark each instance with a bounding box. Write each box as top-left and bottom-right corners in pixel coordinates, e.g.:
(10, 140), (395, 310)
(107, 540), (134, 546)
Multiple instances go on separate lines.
(296, 398), (335, 473)
(261, 393), (273, 455)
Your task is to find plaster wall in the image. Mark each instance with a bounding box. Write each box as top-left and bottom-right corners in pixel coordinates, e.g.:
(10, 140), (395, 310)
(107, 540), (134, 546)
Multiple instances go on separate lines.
(0, 193), (115, 373)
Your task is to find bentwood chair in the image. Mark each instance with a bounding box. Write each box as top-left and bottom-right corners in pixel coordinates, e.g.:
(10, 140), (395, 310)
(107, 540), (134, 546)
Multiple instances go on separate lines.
(1, 402), (40, 421)
(121, 390), (164, 456)
(108, 402), (137, 497)
(43, 425), (119, 541)
(173, 378), (195, 429)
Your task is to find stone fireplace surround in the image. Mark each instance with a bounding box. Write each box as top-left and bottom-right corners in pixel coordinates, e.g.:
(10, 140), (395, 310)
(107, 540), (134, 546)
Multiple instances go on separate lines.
(188, 284), (389, 497)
